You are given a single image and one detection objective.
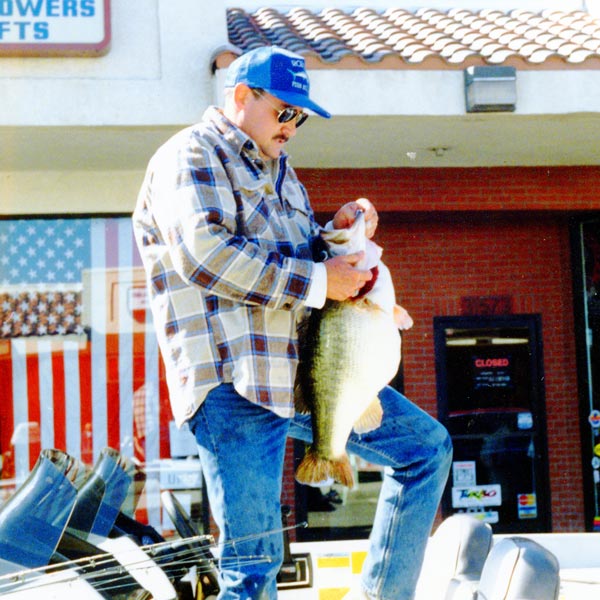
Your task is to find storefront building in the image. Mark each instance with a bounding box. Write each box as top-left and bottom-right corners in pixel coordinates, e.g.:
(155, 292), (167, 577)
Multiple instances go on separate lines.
(1, 0), (600, 539)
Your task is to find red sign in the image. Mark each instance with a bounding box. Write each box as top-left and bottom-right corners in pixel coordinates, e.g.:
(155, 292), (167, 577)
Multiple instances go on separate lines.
(474, 357), (510, 368)
(460, 295), (513, 316)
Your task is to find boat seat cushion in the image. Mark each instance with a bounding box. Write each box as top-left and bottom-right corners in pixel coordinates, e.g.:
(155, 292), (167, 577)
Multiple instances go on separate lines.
(476, 537), (560, 600)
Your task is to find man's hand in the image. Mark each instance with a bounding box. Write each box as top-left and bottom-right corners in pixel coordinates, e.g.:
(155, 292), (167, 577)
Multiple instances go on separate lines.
(324, 252), (373, 301)
(332, 197), (378, 238)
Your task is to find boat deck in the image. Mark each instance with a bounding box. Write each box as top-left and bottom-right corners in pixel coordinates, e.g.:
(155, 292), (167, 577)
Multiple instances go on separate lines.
(279, 532), (600, 600)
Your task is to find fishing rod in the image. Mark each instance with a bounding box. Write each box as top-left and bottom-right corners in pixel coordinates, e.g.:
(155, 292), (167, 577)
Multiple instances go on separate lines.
(0, 520), (307, 594)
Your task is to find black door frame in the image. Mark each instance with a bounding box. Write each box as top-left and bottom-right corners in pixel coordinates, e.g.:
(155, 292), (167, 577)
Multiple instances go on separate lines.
(570, 215), (600, 532)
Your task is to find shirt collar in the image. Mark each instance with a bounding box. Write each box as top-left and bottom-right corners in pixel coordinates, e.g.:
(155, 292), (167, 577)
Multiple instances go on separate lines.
(202, 106), (288, 172)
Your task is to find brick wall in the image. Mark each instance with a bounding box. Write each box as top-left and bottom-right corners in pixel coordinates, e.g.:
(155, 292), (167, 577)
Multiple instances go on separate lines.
(298, 166), (600, 212)
(380, 213), (582, 531)
(287, 165), (600, 534)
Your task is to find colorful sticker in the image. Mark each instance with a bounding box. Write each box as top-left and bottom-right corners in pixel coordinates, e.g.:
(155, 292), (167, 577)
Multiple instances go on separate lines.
(517, 493), (538, 519)
(463, 509), (499, 524)
(589, 410), (600, 429)
(452, 461), (476, 487)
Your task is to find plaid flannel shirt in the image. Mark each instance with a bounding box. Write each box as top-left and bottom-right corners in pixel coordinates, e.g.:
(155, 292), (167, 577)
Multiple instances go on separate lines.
(133, 107), (321, 426)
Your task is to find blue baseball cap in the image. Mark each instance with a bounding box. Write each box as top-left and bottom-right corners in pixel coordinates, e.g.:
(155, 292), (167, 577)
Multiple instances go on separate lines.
(225, 45), (331, 119)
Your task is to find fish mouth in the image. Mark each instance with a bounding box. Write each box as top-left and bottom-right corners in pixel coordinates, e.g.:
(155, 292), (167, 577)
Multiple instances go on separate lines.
(322, 210), (365, 244)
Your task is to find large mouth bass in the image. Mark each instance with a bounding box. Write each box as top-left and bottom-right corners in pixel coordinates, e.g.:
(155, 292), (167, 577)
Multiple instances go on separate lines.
(294, 211), (404, 488)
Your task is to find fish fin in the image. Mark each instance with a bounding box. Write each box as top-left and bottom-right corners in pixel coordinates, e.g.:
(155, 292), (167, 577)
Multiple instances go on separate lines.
(394, 304), (414, 330)
(353, 398), (383, 434)
(296, 450), (354, 488)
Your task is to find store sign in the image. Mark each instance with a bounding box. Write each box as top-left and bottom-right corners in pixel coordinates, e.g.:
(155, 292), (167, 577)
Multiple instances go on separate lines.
(473, 354), (513, 390)
(460, 295), (513, 316)
(452, 484), (502, 508)
(0, 0), (110, 56)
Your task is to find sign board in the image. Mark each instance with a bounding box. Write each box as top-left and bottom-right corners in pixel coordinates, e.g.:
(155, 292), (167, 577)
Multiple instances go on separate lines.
(460, 295), (513, 316)
(452, 461), (476, 487)
(452, 484), (502, 508)
(159, 459), (202, 490)
(82, 267), (153, 335)
(0, 0), (110, 56)
(472, 354), (513, 390)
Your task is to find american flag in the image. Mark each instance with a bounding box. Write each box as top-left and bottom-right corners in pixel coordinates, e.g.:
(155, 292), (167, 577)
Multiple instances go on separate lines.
(0, 219), (91, 285)
(0, 217), (172, 528)
(0, 218), (89, 337)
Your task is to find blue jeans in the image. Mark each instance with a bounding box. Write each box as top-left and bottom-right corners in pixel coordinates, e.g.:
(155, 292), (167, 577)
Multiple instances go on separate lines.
(188, 384), (452, 600)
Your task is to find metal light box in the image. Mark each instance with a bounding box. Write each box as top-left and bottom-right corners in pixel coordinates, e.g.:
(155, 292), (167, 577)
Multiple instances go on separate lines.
(464, 66), (517, 113)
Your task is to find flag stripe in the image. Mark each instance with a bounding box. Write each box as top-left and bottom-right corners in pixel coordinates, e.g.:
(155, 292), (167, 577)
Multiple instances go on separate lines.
(64, 340), (81, 458)
(118, 219), (134, 459)
(146, 338), (163, 529)
(51, 349), (66, 451)
(26, 348), (41, 470)
(0, 342), (15, 477)
(144, 335), (160, 464)
(106, 333), (120, 451)
(91, 219), (108, 461)
(79, 343), (94, 465)
(11, 340), (29, 481)
(133, 330), (146, 464)
(159, 359), (171, 459)
(38, 340), (55, 451)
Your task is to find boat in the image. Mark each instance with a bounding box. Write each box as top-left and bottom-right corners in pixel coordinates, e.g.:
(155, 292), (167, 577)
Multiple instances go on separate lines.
(0, 448), (598, 599)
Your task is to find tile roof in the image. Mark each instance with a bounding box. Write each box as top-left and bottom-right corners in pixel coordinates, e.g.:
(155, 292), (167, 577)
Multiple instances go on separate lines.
(223, 6), (600, 69)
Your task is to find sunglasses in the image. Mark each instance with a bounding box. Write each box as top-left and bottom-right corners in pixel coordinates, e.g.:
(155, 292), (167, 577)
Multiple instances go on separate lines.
(252, 89), (309, 128)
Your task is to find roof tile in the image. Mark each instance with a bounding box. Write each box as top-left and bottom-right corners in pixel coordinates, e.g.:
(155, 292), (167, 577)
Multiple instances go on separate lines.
(224, 6), (600, 69)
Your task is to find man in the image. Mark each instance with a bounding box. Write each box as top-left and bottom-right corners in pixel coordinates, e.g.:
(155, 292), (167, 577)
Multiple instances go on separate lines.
(133, 45), (452, 599)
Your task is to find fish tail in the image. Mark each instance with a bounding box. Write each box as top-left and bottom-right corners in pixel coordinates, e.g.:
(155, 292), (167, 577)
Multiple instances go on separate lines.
(330, 456), (354, 488)
(295, 450), (355, 488)
(295, 449), (330, 485)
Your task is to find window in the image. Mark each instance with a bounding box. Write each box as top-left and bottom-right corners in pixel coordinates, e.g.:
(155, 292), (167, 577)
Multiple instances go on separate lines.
(0, 216), (201, 532)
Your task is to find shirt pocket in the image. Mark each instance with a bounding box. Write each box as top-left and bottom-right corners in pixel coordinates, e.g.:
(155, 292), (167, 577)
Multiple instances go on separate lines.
(281, 181), (310, 219)
(238, 180), (282, 243)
